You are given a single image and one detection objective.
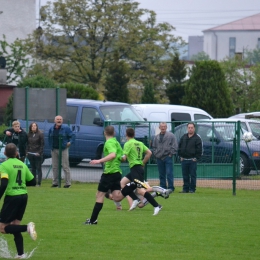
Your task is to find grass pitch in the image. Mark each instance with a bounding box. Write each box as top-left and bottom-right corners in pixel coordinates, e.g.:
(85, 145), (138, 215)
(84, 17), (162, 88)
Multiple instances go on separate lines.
(0, 180), (259, 260)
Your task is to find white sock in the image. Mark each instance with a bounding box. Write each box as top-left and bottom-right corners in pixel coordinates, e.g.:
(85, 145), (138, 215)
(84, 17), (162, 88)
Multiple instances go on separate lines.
(152, 186), (166, 194)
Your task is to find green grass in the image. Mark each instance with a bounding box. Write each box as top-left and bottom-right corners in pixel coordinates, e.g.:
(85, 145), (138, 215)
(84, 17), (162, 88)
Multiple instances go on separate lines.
(1, 180), (260, 260)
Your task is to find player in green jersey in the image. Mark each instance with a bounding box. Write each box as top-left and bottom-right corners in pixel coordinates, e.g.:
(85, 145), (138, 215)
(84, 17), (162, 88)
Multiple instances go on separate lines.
(121, 128), (165, 215)
(0, 143), (37, 259)
(84, 126), (139, 225)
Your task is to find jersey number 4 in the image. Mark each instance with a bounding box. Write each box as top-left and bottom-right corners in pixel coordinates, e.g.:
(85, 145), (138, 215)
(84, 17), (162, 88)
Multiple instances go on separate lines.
(16, 170), (22, 186)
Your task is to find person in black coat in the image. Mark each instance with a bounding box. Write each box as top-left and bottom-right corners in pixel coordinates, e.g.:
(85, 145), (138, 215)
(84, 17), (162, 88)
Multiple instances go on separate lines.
(178, 122), (202, 193)
(3, 120), (28, 162)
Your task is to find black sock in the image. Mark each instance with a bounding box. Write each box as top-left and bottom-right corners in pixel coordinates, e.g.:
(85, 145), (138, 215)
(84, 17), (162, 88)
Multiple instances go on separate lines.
(128, 191), (139, 201)
(121, 183), (137, 197)
(144, 192), (159, 207)
(90, 202), (103, 222)
(14, 233), (24, 256)
(4, 225), (27, 234)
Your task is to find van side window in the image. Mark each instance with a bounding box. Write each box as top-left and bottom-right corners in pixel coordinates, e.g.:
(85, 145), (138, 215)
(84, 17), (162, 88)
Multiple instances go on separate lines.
(67, 106), (78, 124)
(171, 113), (191, 122)
(81, 107), (100, 126)
(171, 113), (191, 127)
(194, 114), (211, 120)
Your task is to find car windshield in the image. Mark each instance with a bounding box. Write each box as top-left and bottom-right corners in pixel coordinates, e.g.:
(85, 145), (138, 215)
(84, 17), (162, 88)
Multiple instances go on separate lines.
(206, 125), (256, 141)
(248, 121), (260, 137)
(100, 105), (145, 122)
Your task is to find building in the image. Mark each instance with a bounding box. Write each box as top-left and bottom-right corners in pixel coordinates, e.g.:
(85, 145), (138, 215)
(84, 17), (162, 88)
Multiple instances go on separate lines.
(0, 0), (36, 124)
(203, 13), (260, 61)
(0, 0), (36, 44)
(188, 36), (204, 60)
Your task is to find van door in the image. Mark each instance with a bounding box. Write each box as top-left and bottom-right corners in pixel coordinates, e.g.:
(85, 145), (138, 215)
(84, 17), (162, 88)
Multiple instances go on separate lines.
(65, 105), (79, 163)
(74, 106), (104, 160)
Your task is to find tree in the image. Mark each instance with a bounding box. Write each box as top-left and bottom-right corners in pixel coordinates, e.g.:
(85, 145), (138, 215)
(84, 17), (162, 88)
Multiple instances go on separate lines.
(165, 53), (186, 104)
(246, 46), (260, 64)
(104, 53), (129, 102)
(183, 60), (233, 117)
(249, 63), (260, 110)
(191, 51), (210, 61)
(24, 0), (184, 89)
(60, 82), (99, 99)
(220, 58), (254, 113)
(17, 75), (57, 88)
(0, 35), (30, 84)
(141, 80), (157, 104)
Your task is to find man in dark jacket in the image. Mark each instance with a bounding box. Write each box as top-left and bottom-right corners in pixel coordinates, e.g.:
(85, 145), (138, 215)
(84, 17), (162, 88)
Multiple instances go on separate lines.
(3, 120), (28, 162)
(178, 122), (202, 193)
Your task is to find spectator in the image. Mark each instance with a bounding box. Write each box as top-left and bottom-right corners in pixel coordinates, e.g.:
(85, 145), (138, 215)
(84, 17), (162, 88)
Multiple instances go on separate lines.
(48, 115), (75, 188)
(3, 120), (27, 162)
(0, 143), (37, 259)
(152, 122), (178, 193)
(26, 122), (44, 187)
(178, 122), (202, 193)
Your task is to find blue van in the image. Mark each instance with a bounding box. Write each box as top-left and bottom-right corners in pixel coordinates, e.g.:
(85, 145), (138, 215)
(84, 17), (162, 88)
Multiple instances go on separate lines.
(19, 99), (149, 166)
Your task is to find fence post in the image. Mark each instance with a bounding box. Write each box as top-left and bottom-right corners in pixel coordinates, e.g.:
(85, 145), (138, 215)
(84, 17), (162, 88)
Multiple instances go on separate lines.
(232, 137), (237, 196)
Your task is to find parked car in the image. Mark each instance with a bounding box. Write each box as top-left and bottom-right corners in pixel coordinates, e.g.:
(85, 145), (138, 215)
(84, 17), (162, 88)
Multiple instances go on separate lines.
(204, 118), (260, 140)
(0, 145), (6, 164)
(174, 122), (260, 175)
(229, 111), (260, 120)
(18, 99), (149, 166)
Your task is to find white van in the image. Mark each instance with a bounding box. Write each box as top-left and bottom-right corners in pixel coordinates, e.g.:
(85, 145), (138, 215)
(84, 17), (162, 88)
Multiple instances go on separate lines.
(132, 104), (213, 134)
(132, 104), (213, 122)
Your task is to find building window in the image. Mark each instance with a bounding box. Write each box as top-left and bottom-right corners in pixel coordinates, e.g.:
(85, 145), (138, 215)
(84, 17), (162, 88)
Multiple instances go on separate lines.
(229, 37), (236, 58)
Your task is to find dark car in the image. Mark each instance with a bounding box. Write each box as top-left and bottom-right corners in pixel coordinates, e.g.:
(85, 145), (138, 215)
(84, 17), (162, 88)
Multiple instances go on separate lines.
(174, 122), (260, 175)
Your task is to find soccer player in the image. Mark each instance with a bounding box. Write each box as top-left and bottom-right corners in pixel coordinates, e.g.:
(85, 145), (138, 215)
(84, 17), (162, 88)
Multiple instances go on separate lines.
(0, 143), (37, 259)
(121, 128), (164, 215)
(84, 126), (139, 225)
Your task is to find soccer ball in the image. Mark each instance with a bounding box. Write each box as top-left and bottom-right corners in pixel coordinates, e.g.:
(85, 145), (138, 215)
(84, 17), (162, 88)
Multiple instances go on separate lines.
(243, 132), (253, 142)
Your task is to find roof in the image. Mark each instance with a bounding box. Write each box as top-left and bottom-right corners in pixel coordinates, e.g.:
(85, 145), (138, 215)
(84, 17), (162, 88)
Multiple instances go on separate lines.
(67, 98), (128, 106)
(203, 12), (260, 32)
(132, 104), (206, 112)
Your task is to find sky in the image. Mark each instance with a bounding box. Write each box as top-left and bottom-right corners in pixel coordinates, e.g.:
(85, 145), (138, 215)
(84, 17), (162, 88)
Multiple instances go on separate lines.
(39, 0), (260, 42)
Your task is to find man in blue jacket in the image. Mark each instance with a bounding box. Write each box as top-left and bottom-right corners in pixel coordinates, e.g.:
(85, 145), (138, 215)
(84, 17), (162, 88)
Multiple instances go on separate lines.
(48, 115), (75, 188)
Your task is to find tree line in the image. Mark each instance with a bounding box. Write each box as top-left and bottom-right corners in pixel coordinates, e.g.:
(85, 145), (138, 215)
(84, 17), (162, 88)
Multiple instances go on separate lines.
(1, 0), (260, 123)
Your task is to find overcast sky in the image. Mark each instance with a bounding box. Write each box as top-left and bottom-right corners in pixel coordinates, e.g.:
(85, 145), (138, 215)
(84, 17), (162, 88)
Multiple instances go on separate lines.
(39, 0), (260, 41)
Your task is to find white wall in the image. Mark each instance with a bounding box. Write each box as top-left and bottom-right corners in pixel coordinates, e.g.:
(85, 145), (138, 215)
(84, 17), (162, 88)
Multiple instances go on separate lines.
(0, 0), (36, 44)
(204, 30), (260, 61)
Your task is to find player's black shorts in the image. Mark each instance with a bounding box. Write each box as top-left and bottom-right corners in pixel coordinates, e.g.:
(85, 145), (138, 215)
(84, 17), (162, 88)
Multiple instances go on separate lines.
(0, 194), (28, 223)
(125, 165), (144, 182)
(98, 172), (122, 193)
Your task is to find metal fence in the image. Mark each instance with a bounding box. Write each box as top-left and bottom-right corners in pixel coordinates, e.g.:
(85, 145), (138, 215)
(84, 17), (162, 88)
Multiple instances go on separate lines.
(2, 120), (260, 192)
(44, 120), (260, 192)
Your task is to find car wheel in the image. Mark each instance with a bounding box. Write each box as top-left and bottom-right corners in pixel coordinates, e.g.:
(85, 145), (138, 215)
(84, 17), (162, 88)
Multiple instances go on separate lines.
(240, 153), (250, 175)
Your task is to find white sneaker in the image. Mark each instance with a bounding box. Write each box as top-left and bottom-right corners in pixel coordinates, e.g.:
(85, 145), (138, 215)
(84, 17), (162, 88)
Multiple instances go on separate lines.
(14, 254), (26, 259)
(153, 205), (162, 215)
(129, 199), (140, 211)
(27, 222), (37, 241)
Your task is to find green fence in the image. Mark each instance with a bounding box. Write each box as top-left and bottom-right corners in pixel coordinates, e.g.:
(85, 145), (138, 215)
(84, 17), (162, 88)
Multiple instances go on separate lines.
(2, 119), (260, 192)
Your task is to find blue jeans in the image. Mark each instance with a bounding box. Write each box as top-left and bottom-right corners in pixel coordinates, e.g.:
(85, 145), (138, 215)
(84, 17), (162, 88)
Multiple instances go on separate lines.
(181, 160), (197, 192)
(156, 156), (174, 191)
